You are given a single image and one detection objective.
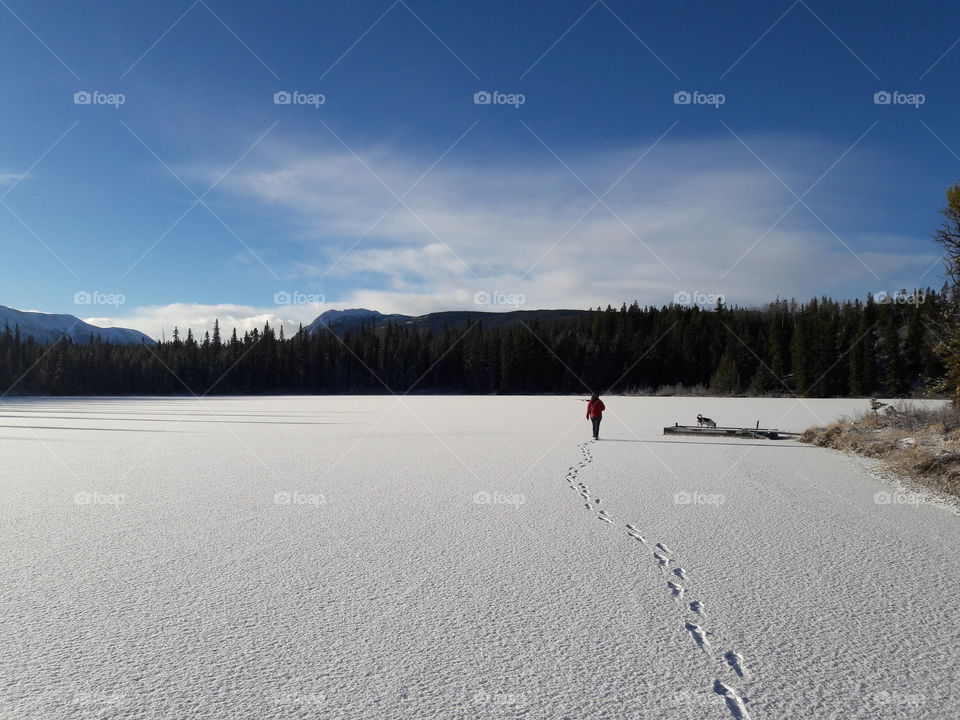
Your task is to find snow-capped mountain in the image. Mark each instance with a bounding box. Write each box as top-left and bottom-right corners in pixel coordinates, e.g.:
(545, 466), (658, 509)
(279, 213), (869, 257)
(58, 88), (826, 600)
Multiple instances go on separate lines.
(0, 305), (154, 345)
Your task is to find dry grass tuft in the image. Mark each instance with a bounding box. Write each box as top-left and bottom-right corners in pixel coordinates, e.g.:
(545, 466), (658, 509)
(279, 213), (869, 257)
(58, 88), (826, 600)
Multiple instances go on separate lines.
(800, 401), (960, 498)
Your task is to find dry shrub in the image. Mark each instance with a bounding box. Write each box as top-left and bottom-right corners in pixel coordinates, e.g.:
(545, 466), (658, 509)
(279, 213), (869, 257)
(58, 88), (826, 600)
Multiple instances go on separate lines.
(801, 401), (960, 499)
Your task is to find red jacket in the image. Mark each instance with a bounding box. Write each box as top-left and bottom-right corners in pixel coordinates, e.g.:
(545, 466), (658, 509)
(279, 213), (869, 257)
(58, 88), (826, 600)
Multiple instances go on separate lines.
(586, 398), (605, 418)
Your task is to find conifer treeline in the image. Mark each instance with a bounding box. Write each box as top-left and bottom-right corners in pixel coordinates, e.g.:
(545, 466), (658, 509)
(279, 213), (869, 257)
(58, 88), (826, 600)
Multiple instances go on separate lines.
(0, 291), (948, 397)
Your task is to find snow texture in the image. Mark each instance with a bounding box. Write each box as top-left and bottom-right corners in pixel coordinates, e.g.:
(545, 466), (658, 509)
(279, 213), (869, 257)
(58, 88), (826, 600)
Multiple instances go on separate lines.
(0, 396), (957, 719)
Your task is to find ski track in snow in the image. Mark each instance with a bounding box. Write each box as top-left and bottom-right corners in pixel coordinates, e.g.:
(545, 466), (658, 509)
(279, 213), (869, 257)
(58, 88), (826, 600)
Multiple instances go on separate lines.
(565, 439), (752, 720)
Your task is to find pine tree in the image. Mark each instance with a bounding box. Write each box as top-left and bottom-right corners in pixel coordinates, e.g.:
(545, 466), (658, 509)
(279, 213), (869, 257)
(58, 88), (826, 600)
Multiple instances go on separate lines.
(710, 346), (740, 395)
(932, 183), (960, 401)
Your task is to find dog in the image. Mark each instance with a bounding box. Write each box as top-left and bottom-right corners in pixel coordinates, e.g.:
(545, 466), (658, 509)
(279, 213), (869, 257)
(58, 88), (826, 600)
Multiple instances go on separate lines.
(697, 413), (717, 428)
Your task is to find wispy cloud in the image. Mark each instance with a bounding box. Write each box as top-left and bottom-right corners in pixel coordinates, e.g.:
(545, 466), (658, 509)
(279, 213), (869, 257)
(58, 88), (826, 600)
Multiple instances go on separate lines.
(100, 133), (939, 337)
(0, 172), (28, 186)
(85, 302), (324, 341)
(210, 134), (935, 309)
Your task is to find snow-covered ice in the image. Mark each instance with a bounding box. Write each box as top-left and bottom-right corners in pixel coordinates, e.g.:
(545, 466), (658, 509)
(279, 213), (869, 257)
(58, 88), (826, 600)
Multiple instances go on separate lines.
(1, 395), (957, 719)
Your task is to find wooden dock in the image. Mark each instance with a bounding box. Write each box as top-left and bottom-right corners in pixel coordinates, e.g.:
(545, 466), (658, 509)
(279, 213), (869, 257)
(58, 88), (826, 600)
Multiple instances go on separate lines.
(662, 423), (800, 440)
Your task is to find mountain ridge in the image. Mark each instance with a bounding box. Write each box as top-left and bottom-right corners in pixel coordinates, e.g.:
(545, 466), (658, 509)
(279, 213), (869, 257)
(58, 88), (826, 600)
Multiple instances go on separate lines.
(304, 307), (590, 336)
(0, 305), (155, 345)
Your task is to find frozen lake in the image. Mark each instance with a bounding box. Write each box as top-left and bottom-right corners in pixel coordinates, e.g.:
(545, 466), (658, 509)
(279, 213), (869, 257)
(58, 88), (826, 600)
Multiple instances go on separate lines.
(1, 396), (957, 719)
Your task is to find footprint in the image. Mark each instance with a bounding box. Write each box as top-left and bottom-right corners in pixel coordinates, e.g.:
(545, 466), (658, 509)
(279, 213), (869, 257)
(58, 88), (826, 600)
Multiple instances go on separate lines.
(667, 580), (685, 597)
(713, 680), (750, 720)
(656, 542), (673, 554)
(594, 498), (601, 504)
(627, 532), (647, 543)
(598, 514), (613, 524)
(673, 567), (687, 580)
(689, 600), (705, 616)
(724, 651), (747, 679)
(654, 552), (670, 568)
(625, 524), (638, 532)
(685, 622), (710, 653)
(584, 503), (592, 510)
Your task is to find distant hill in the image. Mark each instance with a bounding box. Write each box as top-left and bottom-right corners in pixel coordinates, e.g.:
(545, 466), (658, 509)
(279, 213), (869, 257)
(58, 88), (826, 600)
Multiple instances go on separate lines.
(304, 307), (589, 336)
(304, 308), (410, 335)
(0, 305), (154, 345)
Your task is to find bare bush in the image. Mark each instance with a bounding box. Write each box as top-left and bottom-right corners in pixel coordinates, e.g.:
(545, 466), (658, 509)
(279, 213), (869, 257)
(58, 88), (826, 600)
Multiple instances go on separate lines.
(801, 400), (960, 498)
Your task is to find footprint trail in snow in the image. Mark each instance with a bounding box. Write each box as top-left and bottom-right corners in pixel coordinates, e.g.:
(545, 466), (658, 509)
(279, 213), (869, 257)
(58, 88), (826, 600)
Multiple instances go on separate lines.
(561, 439), (754, 720)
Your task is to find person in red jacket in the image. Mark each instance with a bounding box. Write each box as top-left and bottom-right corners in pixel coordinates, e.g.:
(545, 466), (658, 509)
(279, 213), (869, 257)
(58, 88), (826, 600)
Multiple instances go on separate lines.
(586, 393), (605, 440)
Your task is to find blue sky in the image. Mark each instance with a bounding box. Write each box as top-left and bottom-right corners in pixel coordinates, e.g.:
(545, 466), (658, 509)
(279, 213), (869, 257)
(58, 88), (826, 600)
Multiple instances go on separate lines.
(1, 0), (958, 338)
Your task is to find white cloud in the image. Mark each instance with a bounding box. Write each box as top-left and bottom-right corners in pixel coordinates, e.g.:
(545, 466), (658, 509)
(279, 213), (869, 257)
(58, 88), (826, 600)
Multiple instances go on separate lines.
(84, 303), (324, 341)
(205, 132), (937, 316)
(99, 133), (939, 336)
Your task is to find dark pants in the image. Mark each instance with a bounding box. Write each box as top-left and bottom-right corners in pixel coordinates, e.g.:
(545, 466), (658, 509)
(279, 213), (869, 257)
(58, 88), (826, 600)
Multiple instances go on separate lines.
(590, 416), (601, 439)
